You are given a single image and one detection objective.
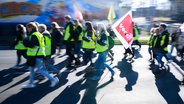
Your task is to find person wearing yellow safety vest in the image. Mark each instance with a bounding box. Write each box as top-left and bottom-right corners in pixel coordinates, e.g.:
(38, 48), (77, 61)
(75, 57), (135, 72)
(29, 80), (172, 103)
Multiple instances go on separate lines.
(38, 24), (59, 75)
(148, 24), (159, 62)
(12, 24), (27, 69)
(150, 28), (160, 64)
(22, 22), (59, 88)
(154, 23), (170, 69)
(132, 22), (141, 50)
(73, 19), (84, 59)
(64, 15), (80, 68)
(91, 23), (114, 80)
(82, 21), (96, 66)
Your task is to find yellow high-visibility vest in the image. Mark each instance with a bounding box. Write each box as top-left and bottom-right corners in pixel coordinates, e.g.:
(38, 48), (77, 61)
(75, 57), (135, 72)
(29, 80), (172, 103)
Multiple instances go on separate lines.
(27, 32), (45, 56)
(44, 35), (51, 56)
(96, 33), (109, 53)
(133, 27), (139, 41)
(15, 34), (27, 50)
(78, 24), (84, 41)
(82, 31), (95, 49)
(160, 35), (168, 51)
(64, 24), (74, 41)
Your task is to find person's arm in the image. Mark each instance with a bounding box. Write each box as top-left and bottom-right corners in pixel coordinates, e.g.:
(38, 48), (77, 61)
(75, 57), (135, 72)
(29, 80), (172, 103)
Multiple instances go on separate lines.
(161, 31), (169, 48)
(12, 34), (19, 47)
(23, 35), (39, 48)
(82, 31), (91, 42)
(76, 26), (82, 36)
(97, 33), (107, 46)
(68, 23), (75, 41)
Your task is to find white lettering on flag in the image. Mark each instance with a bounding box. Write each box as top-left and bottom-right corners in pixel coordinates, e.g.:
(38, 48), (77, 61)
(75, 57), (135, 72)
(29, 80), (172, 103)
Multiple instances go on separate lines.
(112, 10), (133, 49)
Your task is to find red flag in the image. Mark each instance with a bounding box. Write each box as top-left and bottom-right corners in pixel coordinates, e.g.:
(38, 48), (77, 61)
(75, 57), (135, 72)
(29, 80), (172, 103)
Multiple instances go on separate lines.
(112, 10), (133, 48)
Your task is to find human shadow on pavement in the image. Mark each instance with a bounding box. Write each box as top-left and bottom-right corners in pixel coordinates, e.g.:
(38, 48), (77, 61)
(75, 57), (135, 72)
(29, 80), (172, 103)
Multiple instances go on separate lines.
(0, 66), (29, 87)
(115, 58), (138, 91)
(80, 76), (113, 104)
(132, 48), (142, 59)
(153, 65), (184, 104)
(50, 56), (68, 72)
(51, 72), (113, 104)
(51, 77), (88, 104)
(1, 70), (69, 104)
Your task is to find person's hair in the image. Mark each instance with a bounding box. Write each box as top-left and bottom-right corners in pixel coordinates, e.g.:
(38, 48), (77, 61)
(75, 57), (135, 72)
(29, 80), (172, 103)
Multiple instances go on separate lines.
(96, 22), (109, 36)
(65, 15), (71, 20)
(26, 22), (38, 32)
(73, 19), (79, 24)
(38, 24), (47, 31)
(16, 24), (26, 33)
(51, 22), (60, 28)
(153, 24), (159, 28)
(85, 21), (95, 33)
(160, 23), (166, 29)
(73, 19), (78, 22)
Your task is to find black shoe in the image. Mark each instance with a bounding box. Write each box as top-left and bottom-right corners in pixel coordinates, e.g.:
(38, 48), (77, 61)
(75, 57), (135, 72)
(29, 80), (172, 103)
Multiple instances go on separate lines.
(151, 60), (155, 64)
(111, 58), (114, 61)
(75, 60), (80, 65)
(112, 52), (114, 56)
(149, 58), (153, 61)
(66, 64), (72, 68)
(181, 78), (184, 85)
(90, 63), (94, 67)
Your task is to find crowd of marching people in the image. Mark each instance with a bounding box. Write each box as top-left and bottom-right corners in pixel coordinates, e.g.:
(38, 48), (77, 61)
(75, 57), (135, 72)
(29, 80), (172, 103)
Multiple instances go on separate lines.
(148, 23), (184, 84)
(12, 15), (117, 88)
(11, 15), (184, 88)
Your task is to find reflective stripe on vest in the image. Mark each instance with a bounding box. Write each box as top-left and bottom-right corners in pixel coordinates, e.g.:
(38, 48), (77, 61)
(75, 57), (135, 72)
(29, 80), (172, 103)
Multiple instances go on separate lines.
(82, 32), (95, 49)
(44, 36), (51, 56)
(148, 34), (153, 48)
(64, 25), (74, 41)
(153, 36), (158, 48)
(78, 24), (84, 41)
(15, 40), (27, 50)
(96, 34), (109, 53)
(27, 32), (45, 56)
(160, 35), (168, 51)
(133, 27), (139, 40)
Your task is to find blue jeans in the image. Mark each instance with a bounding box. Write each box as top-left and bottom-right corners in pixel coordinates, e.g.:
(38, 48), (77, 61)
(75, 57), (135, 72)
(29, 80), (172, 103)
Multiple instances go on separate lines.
(156, 53), (164, 67)
(28, 58), (55, 84)
(83, 49), (93, 64)
(75, 42), (82, 58)
(95, 51), (113, 77)
(44, 56), (58, 73)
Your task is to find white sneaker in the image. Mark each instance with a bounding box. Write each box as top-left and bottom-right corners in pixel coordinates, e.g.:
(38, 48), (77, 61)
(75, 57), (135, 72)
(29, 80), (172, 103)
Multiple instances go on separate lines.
(50, 77), (59, 87)
(91, 76), (100, 80)
(22, 83), (36, 89)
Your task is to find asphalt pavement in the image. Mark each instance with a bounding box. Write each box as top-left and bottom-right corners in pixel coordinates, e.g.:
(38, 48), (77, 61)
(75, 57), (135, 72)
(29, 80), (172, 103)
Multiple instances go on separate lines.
(0, 45), (184, 104)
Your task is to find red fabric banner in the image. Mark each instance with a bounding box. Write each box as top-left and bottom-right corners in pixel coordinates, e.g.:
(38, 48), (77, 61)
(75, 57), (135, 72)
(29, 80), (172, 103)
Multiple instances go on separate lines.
(112, 10), (133, 48)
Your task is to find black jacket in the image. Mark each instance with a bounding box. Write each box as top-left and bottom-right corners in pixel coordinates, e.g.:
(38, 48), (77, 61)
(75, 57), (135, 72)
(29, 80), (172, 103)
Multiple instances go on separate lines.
(65, 22), (75, 42)
(154, 30), (169, 53)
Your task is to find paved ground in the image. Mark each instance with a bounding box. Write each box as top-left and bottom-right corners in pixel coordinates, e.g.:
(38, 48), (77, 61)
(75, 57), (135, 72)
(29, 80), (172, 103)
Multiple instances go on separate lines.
(0, 45), (184, 104)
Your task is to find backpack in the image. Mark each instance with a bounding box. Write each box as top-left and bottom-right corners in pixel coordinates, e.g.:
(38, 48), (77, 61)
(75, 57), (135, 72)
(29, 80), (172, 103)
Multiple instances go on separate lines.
(108, 36), (115, 50)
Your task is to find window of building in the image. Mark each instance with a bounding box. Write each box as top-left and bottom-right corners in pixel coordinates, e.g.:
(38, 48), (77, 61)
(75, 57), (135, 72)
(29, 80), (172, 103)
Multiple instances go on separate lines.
(21, 5), (27, 11)
(1, 7), (7, 13)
